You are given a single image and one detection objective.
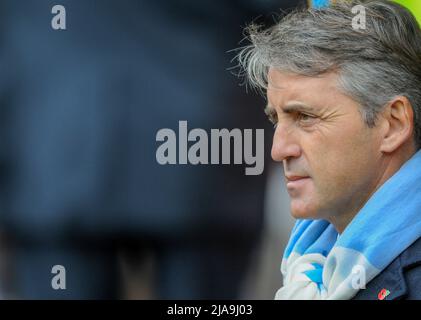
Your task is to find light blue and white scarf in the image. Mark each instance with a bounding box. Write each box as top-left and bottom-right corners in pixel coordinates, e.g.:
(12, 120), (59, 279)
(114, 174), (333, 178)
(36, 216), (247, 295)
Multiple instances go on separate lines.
(275, 150), (421, 300)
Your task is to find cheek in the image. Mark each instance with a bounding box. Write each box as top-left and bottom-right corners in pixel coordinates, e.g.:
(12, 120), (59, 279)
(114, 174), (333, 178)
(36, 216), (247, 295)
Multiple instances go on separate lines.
(306, 120), (375, 169)
(306, 130), (379, 200)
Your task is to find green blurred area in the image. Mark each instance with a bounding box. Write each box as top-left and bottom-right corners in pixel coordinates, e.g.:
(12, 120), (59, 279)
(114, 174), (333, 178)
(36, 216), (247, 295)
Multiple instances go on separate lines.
(394, 0), (421, 25)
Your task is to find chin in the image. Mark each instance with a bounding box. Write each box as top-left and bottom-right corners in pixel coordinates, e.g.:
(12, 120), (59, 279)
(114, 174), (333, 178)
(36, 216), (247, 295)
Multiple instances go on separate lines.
(290, 200), (319, 220)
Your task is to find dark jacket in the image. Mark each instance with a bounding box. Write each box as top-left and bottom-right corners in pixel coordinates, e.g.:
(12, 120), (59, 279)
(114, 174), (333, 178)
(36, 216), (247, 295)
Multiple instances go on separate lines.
(353, 237), (421, 300)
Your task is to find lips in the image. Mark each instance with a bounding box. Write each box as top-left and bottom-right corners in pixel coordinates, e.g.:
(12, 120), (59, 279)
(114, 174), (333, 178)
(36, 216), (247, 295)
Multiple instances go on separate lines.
(285, 175), (308, 182)
(285, 175), (310, 190)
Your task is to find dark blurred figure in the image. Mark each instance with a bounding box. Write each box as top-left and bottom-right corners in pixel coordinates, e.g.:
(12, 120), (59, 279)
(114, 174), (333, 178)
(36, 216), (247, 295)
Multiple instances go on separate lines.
(0, 0), (300, 299)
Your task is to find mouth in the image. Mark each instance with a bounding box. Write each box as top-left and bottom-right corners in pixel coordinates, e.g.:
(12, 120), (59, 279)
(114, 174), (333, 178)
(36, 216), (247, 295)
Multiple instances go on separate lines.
(285, 175), (310, 189)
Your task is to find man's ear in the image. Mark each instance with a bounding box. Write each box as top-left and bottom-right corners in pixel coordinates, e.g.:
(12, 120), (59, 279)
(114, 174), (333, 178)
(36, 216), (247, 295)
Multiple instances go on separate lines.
(380, 96), (414, 153)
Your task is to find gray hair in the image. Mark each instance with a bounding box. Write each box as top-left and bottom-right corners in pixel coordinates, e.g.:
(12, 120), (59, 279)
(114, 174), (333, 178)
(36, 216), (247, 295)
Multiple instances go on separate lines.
(237, 0), (421, 149)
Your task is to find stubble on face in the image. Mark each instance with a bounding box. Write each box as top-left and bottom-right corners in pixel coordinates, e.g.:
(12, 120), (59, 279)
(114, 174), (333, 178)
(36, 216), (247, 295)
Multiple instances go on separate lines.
(267, 69), (386, 232)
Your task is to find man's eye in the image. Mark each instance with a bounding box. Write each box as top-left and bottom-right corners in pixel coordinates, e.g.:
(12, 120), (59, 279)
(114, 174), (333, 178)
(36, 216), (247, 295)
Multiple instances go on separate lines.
(297, 112), (317, 124)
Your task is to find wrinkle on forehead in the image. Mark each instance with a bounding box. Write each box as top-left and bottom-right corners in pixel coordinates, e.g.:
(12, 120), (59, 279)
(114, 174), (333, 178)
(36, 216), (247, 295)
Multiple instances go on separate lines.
(266, 68), (351, 112)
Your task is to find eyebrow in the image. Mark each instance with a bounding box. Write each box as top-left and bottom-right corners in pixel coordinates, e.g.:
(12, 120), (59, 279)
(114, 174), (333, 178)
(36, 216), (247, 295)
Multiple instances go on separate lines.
(265, 102), (317, 114)
(283, 102), (316, 113)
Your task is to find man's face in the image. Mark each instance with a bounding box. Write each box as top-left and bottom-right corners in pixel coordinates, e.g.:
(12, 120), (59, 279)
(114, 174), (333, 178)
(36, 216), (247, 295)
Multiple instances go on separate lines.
(267, 68), (385, 223)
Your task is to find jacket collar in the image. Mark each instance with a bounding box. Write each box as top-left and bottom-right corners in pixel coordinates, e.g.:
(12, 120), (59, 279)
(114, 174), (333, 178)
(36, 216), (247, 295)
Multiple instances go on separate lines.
(353, 237), (421, 300)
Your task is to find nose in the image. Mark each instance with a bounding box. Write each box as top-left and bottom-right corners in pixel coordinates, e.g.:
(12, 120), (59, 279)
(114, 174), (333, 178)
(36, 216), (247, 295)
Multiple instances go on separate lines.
(271, 123), (301, 162)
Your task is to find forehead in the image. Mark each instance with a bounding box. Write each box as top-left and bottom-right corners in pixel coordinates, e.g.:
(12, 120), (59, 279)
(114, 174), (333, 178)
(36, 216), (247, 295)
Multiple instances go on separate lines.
(266, 68), (344, 109)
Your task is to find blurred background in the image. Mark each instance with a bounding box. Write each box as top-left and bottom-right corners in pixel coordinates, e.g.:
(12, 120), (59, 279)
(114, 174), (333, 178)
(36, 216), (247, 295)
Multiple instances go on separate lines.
(0, 0), (419, 300)
(0, 0), (301, 299)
